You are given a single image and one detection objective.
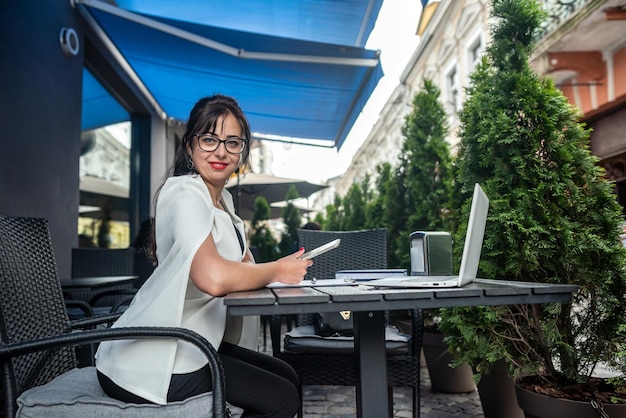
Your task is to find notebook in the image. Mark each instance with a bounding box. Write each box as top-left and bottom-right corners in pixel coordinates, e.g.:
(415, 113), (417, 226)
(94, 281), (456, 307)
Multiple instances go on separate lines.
(367, 183), (489, 288)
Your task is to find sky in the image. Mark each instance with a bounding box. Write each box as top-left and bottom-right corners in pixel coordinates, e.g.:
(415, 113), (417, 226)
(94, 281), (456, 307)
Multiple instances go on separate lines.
(269, 0), (422, 184)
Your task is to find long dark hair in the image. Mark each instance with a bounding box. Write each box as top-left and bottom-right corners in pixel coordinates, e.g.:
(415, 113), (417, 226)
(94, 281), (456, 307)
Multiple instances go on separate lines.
(146, 94), (252, 264)
(171, 94), (251, 176)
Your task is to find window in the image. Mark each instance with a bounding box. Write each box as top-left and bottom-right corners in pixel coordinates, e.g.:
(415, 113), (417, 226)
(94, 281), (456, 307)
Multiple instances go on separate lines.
(447, 66), (461, 116)
(79, 122), (131, 248)
(467, 36), (484, 75)
(80, 67), (131, 248)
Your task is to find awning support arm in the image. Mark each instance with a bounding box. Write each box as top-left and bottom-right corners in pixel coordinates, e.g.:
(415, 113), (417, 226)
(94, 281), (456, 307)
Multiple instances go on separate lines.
(73, 0), (166, 120)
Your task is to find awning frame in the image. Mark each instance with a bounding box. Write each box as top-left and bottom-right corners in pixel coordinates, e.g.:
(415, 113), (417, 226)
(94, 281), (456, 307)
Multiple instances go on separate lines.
(76, 0), (380, 67)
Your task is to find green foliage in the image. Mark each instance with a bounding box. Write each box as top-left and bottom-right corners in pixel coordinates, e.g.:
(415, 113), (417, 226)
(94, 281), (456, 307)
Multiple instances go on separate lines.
(393, 78), (455, 269)
(365, 163), (393, 230)
(320, 80), (455, 271)
(323, 195), (344, 231)
(369, 166), (390, 214)
(251, 195), (271, 224)
(343, 181), (368, 231)
(439, 0), (626, 394)
(278, 185), (303, 256)
(312, 212), (325, 226)
(384, 165), (409, 269)
(249, 196), (279, 262)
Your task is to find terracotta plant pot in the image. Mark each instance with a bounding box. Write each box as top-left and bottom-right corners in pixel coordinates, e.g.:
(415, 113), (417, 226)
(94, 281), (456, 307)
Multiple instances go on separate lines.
(422, 331), (475, 393)
(515, 381), (626, 418)
(477, 359), (523, 418)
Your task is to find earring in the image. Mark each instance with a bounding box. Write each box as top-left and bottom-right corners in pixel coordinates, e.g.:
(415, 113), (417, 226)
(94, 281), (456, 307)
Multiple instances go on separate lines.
(186, 154), (195, 171)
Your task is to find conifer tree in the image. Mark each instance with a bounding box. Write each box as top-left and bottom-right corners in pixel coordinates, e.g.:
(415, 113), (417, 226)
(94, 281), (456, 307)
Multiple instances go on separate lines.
(343, 181), (368, 231)
(440, 0), (626, 393)
(324, 195), (344, 231)
(365, 163), (393, 230)
(394, 79), (454, 269)
(250, 196), (278, 262)
(278, 185), (302, 256)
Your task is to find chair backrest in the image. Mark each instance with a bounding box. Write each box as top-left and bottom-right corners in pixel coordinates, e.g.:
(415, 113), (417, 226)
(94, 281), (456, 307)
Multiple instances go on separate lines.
(0, 216), (76, 397)
(71, 248), (135, 278)
(297, 228), (387, 281)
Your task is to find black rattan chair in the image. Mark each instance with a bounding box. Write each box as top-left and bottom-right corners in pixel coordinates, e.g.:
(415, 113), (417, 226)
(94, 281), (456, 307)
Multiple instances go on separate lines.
(71, 248), (136, 278)
(269, 228), (424, 418)
(69, 247), (139, 314)
(0, 215), (230, 418)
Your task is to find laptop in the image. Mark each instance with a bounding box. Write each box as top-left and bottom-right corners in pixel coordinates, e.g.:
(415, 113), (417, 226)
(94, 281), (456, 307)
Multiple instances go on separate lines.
(367, 183), (489, 288)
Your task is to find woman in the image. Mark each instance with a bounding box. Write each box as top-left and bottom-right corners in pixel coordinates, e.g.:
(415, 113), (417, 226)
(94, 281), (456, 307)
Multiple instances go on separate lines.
(96, 95), (311, 417)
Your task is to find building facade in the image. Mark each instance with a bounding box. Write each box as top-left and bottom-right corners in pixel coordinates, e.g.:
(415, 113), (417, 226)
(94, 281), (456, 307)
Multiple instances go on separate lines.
(530, 0), (626, 212)
(334, 0), (626, 216)
(334, 0), (491, 198)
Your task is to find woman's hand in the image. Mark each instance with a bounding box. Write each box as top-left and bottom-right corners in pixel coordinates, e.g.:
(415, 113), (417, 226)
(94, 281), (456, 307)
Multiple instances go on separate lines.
(273, 248), (313, 285)
(191, 238), (313, 296)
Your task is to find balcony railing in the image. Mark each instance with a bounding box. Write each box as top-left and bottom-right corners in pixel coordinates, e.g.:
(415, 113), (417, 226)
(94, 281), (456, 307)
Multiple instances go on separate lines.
(535, 0), (590, 40)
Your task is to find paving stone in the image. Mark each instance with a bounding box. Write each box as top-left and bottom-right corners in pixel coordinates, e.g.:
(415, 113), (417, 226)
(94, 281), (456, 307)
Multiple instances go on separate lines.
(259, 324), (485, 417)
(328, 406), (357, 415)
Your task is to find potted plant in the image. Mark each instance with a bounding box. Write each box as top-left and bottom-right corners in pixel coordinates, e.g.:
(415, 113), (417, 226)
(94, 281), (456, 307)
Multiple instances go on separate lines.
(438, 0), (626, 416)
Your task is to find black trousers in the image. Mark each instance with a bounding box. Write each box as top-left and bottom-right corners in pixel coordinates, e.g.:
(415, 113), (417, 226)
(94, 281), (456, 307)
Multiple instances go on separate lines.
(98, 341), (300, 418)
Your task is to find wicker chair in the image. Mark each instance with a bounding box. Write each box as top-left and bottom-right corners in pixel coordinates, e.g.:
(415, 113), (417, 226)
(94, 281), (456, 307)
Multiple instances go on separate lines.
(69, 247), (140, 314)
(71, 248), (136, 278)
(269, 228), (424, 418)
(0, 215), (230, 418)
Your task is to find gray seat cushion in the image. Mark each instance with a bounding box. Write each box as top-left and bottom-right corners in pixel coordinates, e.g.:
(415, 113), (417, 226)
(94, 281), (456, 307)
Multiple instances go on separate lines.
(17, 366), (242, 417)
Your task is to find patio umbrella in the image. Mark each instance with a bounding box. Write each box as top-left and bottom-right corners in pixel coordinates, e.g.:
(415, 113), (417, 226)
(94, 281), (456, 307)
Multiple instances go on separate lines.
(260, 201), (313, 221)
(226, 172), (326, 220)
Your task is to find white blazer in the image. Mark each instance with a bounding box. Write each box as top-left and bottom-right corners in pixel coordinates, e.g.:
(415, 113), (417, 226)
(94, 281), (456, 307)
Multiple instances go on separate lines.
(96, 175), (259, 404)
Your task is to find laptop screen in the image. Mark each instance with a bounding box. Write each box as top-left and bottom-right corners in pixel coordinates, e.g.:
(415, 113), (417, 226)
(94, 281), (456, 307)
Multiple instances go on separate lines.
(457, 183), (489, 285)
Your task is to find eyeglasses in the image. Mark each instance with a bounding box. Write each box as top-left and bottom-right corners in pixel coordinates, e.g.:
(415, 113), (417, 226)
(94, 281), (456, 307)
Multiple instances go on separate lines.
(194, 134), (248, 154)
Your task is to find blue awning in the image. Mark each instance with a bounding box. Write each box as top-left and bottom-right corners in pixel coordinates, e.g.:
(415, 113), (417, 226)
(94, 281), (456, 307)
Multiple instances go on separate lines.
(82, 69), (129, 131)
(114, 0), (380, 47)
(77, 0), (384, 149)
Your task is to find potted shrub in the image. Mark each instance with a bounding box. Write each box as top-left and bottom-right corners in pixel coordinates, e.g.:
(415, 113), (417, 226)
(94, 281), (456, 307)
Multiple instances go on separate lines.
(438, 0), (626, 416)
